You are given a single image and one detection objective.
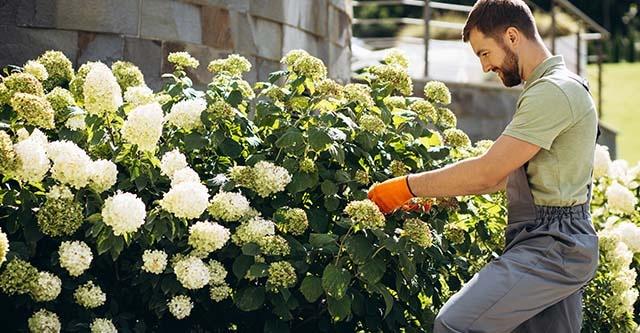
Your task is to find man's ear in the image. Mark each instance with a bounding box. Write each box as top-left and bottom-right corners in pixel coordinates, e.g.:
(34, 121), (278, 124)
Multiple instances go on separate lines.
(504, 27), (520, 48)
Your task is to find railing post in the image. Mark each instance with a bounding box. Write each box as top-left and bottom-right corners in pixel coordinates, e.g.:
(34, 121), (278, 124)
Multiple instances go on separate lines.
(576, 26), (582, 75)
(550, 0), (556, 54)
(423, 0), (431, 78)
(597, 40), (604, 119)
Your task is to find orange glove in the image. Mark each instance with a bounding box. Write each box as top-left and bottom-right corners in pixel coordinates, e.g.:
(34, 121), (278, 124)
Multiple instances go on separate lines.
(367, 176), (416, 214)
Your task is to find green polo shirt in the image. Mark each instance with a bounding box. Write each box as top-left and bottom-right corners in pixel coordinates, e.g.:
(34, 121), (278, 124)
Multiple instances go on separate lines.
(502, 56), (598, 207)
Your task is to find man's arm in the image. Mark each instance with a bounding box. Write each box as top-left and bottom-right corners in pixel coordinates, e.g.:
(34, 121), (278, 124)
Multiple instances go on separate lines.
(476, 177), (507, 195)
(407, 135), (540, 197)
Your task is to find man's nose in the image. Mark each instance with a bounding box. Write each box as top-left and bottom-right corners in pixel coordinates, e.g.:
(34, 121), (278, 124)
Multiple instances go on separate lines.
(480, 60), (492, 73)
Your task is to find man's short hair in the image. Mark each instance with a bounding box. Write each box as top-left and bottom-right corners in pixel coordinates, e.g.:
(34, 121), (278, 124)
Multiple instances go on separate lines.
(462, 0), (538, 42)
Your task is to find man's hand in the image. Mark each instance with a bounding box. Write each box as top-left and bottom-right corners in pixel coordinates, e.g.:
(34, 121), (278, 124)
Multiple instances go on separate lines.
(367, 176), (416, 214)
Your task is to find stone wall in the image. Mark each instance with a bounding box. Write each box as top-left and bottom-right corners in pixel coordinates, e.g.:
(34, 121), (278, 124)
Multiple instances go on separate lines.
(0, 0), (352, 89)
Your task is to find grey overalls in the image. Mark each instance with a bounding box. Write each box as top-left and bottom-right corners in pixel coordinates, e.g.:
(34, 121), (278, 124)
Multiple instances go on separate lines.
(432, 162), (599, 333)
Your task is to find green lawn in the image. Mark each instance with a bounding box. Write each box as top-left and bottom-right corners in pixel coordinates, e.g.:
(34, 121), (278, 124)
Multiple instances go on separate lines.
(588, 62), (640, 164)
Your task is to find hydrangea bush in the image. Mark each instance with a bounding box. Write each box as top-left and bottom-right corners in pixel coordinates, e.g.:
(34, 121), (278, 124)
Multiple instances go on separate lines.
(0, 50), (636, 332)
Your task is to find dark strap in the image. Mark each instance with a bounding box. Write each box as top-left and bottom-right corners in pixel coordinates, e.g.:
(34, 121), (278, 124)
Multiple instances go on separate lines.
(567, 72), (601, 140)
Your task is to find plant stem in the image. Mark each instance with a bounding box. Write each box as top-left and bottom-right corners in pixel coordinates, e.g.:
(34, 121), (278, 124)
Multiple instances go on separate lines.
(335, 226), (354, 265)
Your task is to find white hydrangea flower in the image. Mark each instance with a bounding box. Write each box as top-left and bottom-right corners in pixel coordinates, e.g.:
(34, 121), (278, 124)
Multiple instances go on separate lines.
(188, 221), (230, 254)
(208, 191), (253, 222)
(160, 149), (188, 178)
(142, 249), (168, 274)
(208, 259), (227, 285)
(610, 221), (640, 253)
(210, 283), (233, 302)
(160, 181), (209, 220)
(58, 240), (93, 277)
(24, 60), (49, 82)
(174, 256), (210, 290)
(621, 288), (639, 312)
(165, 98), (206, 131)
(171, 167), (200, 187)
(593, 144), (611, 180)
(608, 241), (634, 269)
(606, 182), (638, 215)
(46, 140), (92, 189)
(251, 161), (292, 197)
(13, 129), (50, 183)
(28, 309), (61, 333)
(101, 191), (146, 236)
(88, 159), (118, 192)
(124, 85), (155, 108)
(168, 295), (193, 319)
(232, 216), (276, 245)
(65, 114), (86, 131)
(90, 318), (117, 333)
(46, 185), (73, 200)
(121, 102), (164, 152)
(83, 62), (123, 117)
(0, 227), (8, 266)
(30, 271), (62, 302)
(74, 280), (106, 308)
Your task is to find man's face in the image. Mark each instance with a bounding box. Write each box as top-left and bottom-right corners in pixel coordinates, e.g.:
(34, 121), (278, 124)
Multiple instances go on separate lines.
(469, 29), (522, 87)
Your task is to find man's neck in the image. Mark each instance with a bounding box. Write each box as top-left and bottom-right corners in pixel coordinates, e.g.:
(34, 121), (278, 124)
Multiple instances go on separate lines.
(520, 41), (553, 82)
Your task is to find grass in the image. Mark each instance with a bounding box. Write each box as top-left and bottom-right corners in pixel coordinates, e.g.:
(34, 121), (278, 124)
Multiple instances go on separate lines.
(587, 62), (640, 164)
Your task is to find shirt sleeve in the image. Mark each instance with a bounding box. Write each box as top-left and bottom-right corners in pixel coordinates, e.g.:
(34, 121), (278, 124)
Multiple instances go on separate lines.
(502, 80), (574, 150)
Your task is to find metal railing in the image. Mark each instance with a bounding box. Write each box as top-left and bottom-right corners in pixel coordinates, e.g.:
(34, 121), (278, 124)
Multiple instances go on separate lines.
(352, 0), (609, 116)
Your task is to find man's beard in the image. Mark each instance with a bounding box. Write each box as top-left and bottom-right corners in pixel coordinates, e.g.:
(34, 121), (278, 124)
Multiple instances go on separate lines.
(496, 46), (522, 87)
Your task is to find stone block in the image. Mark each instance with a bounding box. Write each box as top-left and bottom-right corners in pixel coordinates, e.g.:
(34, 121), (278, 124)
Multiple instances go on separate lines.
(77, 32), (124, 66)
(124, 37), (163, 90)
(0, 26), (78, 68)
(181, 0), (250, 12)
(201, 6), (234, 49)
(329, 7), (350, 47)
(162, 41), (232, 88)
(250, 0), (299, 28)
(253, 18), (282, 61)
(228, 10), (256, 55)
(282, 25), (318, 57)
(299, 0), (328, 37)
(52, 0), (139, 35)
(141, 0), (202, 44)
(256, 57), (282, 82)
(329, 43), (350, 84)
(14, 0), (56, 28)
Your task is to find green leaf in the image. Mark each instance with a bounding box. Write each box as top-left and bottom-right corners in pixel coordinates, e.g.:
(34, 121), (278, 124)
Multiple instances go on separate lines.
(184, 132), (207, 150)
(287, 172), (317, 193)
(358, 256), (385, 284)
(268, 70), (288, 84)
(345, 235), (372, 265)
(227, 90), (244, 107)
(232, 255), (254, 279)
(321, 180), (339, 196)
(220, 138), (243, 158)
(246, 263), (269, 279)
(327, 295), (352, 321)
(399, 253), (416, 280)
(308, 233), (337, 248)
(328, 144), (345, 165)
(241, 243), (261, 256)
(110, 236), (125, 261)
(322, 264), (351, 299)
(308, 127), (333, 152)
(324, 196), (341, 212)
(299, 276), (324, 302)
(275, 128), (304, 149)
(234, 286), (265, 311)
(373, 283), (394, 318)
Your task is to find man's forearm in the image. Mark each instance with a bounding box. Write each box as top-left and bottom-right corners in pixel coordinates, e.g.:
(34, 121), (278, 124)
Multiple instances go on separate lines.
(407, 156), (501, 197)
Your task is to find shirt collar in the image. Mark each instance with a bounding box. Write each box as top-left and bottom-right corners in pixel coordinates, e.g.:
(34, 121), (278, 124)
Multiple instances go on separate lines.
(524, 55), (565, 89)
